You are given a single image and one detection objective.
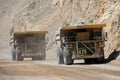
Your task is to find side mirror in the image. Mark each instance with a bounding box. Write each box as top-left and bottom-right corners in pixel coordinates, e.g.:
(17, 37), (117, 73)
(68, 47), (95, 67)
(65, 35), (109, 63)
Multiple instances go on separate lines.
(45, 37), (49, 44)
(103, 32), (108, 41)
(54, 33), (61, 44)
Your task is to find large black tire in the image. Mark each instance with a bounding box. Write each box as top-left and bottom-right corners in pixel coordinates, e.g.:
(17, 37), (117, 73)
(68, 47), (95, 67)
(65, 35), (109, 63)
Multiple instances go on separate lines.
(84, 58), (93, 64)
(11, 47), (16, 60)
(32, 56), (39, 60)
(56, 47), (64, 64)
(32, 55), (46, 61)
(16, 48), (23, 61)
(39, 53), (46, 60)
(63, 47), (73, 65)
(94, 48), (104, 63)
(97, 48), (105, 63)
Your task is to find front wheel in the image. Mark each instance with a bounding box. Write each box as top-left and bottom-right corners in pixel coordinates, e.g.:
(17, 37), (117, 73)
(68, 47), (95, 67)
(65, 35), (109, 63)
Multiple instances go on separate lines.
(63, 47), (73, 65)
(56, 47), (64, 64)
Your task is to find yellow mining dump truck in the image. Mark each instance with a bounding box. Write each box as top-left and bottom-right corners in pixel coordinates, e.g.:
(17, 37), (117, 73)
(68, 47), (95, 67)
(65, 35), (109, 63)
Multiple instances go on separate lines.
(56, 24), (107, 64)
(9, 31), (48, 61)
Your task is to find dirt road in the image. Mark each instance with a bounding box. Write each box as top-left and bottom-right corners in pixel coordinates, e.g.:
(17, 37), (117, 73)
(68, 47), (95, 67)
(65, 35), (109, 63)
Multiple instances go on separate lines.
(0, 59), (120, 80)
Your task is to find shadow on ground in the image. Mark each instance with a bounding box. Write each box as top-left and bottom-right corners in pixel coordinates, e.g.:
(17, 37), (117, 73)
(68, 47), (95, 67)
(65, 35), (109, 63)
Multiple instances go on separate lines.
(104, 50), (120, 63)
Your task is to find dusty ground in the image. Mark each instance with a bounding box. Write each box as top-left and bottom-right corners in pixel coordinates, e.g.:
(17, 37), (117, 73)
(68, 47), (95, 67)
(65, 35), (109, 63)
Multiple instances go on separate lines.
(0, 59), (120, 80)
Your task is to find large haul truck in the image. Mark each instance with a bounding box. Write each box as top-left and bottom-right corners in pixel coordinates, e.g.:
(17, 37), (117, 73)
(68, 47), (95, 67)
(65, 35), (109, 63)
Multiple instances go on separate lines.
(10, 31), (48, 61)
(56, 23), (107, 65)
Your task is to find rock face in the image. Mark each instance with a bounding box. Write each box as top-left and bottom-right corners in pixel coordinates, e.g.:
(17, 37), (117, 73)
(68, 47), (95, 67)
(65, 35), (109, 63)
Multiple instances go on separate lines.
(0, 0), (120, 60)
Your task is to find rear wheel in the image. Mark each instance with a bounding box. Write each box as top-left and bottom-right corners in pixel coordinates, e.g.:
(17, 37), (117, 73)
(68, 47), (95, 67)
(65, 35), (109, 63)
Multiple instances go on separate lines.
(95, 48), (105, 63)
(98, 55), (104, 63)
(63, 47), (73, 65)
(56, 47), (64, 64)
(11, 47), (16, 60)
(32, 57), (39, 60)
(32, 55), (46, 60)
(99, 48), (105, 63)
(84, 58), (93, 64)
(85, 49), (105, 64)
(39, 54), (46, 60)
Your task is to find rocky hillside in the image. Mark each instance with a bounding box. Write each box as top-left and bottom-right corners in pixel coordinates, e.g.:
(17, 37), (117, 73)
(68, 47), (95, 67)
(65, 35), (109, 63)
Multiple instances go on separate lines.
(0, 0), (120, 60)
